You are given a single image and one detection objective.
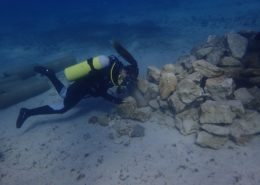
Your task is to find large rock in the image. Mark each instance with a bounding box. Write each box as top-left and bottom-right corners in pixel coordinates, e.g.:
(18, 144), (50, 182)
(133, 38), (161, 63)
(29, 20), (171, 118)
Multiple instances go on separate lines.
(205, 76), (235, 100)
(185, 72), (204, 84)
(159, 72), (177, 100)
(219, 56), (242, 67)
(234, 88), (254, 106)
(137, 78), (149, 94)
(162, 64), (175, 73)
(201, 124), (230, 136)
(130, 124), (145, 138)
(230, 110), (260, 144)
(117, 98), (152, 122)
(157, 98), (169, 112)
(227, 33), (248, 59)
(148, 99), (160, 110)
(176, 78), (205, 104)
(200, 100), (244, 125)
(192, 59), (224, 78)
(132, 107), (152, 122)
(176, 55), (197, 73)
(206, 47), (226, 65)
(147, 66), (161, 84)
(168, 92), (186, 114)
(145, 83), (159, 100)
(117, 97), (137, 118)
(192, 46), (214, 59)
(196, 131), (228, 149)
(132, 89), (148, 107)
(175, 108), (200, 135)
(248, 86), (260, 111)
(192, 35), (227, 65)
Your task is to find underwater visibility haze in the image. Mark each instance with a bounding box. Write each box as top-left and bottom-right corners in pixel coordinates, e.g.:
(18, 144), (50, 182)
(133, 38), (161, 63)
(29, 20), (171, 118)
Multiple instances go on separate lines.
(0, 0), (260, 185)
(0, 0), (259, 73)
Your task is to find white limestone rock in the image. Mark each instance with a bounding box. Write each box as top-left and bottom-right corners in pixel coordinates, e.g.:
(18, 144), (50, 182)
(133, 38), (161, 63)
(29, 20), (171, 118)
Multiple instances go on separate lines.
(201, 124), (230, 136)
(147, 66), (161, 84)
(234, 88), (254, 106)
(227, 33), (248, 59)
(137, 78), (149, 94)
(168, 92), (186, 114)
(200, 100), (242, 125)
(192, 59), (224, 78)
(176, 78), (204, 104)
(219, 56), (242, 67)
(205, 76), (235, 100)
(175, 108), (200, 135)
(230, 110), (260, 144)
(196, 131), (228, 149)
(162, 64), (175, 73)
(159, 72), (177, 100)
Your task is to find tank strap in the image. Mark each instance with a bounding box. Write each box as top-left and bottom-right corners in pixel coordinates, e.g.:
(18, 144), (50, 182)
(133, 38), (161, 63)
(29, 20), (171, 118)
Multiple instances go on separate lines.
(87, 58), (96, 71)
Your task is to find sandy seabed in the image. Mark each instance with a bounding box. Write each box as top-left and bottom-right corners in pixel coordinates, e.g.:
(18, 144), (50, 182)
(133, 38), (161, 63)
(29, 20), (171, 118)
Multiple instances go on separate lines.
(0, 87), (260, 185)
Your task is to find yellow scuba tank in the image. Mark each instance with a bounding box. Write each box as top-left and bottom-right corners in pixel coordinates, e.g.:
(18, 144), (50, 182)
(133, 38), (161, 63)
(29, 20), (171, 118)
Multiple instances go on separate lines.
(64, 55), (110, 81)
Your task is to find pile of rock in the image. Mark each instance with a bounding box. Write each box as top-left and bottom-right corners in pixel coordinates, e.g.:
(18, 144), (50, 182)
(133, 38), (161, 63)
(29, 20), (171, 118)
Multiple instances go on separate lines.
(117, 31), (260, 149)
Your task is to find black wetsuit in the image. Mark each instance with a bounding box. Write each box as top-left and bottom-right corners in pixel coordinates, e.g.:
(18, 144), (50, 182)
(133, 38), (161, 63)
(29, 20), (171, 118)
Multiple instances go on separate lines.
(42, 58), (122, 112)
(16, 57), (123, 128)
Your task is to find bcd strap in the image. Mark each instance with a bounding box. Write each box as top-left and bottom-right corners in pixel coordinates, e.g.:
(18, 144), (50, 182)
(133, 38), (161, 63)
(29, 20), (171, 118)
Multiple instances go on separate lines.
(87, 57), (96, 71)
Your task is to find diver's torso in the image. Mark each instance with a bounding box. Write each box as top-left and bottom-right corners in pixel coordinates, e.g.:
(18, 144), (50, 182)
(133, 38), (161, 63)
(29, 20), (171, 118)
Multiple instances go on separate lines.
(72, 64), (114, 96)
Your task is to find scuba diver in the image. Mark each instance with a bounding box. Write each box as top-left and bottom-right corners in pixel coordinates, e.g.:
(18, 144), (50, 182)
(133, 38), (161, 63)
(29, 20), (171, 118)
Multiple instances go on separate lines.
(16, 41), (139, 128)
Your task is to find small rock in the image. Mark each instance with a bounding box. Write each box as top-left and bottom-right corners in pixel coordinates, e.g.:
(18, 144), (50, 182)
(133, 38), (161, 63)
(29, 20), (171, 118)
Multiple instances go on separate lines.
(130, 124), (145, 137)
(97, 115), (110, 127)
(88, 116), (98, 124)
(148, 99), (160, 110)
(147, 66), (161, 84)
(196, 131), (228, 149)
(76, 174), (86, 181)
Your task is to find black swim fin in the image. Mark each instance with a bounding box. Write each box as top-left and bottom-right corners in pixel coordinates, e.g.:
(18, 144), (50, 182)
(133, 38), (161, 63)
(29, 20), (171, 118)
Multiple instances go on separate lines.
(111, 40), (138, 67)
(16, 108), (30, 128)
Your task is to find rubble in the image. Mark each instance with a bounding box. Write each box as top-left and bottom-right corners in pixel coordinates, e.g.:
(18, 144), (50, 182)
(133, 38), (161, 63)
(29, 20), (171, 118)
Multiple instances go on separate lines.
(115, 31), (260, 149)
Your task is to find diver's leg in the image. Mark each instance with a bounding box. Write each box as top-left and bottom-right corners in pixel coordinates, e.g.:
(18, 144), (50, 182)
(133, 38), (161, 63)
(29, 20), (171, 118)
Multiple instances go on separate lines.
(16, 105), (56, 128)
(34, 66), (65, 96)
(16, 84), (86, 128)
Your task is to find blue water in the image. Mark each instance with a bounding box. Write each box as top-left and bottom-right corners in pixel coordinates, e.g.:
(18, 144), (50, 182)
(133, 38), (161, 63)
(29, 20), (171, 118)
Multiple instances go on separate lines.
(0, 0), (260, 73)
